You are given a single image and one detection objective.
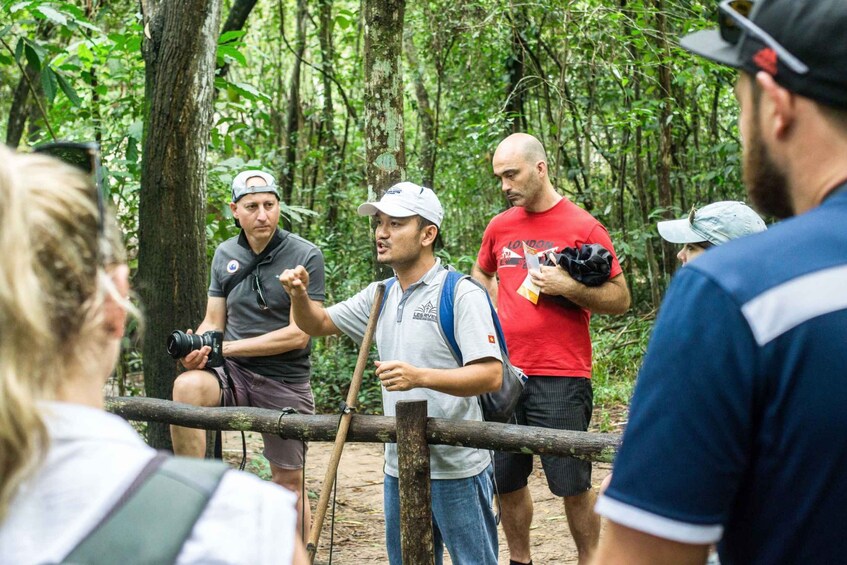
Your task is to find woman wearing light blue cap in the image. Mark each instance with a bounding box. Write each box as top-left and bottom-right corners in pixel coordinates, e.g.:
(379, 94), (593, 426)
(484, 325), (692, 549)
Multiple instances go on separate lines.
(657, 201), (767, 265)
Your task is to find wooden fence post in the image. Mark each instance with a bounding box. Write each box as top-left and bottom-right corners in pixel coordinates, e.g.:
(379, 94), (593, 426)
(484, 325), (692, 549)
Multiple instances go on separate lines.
(396, 400), (434, 565)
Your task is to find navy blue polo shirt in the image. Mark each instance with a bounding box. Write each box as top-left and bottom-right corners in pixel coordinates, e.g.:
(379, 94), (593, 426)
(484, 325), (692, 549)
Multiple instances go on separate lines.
(596, 186), (847, 564)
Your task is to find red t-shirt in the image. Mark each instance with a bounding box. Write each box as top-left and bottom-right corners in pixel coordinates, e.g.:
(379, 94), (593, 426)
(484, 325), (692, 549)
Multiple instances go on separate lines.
(477, 198), (622, 378)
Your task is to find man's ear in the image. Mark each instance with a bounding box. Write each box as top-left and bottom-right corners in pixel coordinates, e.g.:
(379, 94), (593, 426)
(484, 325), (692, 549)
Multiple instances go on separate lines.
(421, 224), (438, 247)
(104, 264), (130, 339)
(757, 71), (796, 139)
(536, 160), (547, 179)
(229, 201), (239, 219)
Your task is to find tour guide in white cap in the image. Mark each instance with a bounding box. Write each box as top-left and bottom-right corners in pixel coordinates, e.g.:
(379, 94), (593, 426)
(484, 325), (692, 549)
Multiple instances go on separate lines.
(594, 1), (847, 564)
(280, 180), (503, 565)
(356, 181), (444, 227)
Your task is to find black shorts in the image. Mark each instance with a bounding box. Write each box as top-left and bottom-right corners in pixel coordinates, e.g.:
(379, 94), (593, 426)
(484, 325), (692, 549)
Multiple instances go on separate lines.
(494, 376), (593, 497)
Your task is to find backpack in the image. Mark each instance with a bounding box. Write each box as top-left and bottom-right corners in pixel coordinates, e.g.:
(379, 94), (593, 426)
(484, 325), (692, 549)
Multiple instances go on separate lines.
(382, 269), (527, 423)
(62, 454), (228, 564)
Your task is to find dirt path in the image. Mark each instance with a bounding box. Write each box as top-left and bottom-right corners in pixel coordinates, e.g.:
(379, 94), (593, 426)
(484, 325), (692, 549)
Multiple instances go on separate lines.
(224, 432), (612, 564)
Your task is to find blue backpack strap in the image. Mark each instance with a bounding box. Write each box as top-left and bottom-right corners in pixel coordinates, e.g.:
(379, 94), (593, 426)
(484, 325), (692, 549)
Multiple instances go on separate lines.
(438, 270), (466, 365)
(461, 276), (510, 357)
(439, 269), (512, 362)
(379, 276), (397, 317)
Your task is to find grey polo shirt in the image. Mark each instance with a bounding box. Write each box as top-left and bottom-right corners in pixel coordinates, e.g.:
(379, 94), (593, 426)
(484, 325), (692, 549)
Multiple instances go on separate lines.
(327, 260), (501, 479)
(209, 229), (325, 381)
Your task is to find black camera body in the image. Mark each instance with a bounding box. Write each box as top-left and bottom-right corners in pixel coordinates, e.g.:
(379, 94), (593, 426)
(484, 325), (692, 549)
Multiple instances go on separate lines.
(167, 330), (224, 367)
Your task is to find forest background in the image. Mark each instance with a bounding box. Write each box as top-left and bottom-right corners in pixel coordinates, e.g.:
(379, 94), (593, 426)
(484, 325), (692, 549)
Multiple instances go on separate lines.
(1, 0), (749, 449)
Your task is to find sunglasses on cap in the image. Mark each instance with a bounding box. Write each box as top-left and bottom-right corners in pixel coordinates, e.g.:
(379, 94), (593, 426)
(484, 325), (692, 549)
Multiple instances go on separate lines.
(33, 141), (107, 235)
(718, 0), (809, 75)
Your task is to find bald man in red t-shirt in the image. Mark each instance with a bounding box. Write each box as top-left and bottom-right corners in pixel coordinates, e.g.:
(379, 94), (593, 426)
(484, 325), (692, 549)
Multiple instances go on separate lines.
(473, 133), (630, 565)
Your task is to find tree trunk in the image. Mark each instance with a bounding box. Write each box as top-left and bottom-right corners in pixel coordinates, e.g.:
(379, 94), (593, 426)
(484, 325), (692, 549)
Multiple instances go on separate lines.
(653, 0), (677, 279)
(404, 30), (436, 188)
(5, 67), (38, 147)
(279, 0), (308, 231)
(138, 0), (222, 449)
(363, 0), (406, 196)
(318, 0), (342, 226)
(505, 17), (526, 134)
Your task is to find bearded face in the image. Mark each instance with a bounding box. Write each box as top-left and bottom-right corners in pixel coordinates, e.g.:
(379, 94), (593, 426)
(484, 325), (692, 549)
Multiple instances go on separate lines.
(742, 81), (795, 220)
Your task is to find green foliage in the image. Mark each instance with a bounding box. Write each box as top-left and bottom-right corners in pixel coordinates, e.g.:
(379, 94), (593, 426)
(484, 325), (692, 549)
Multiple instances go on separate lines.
(1, 0), (750, 415)
(311, 337), (383, 415)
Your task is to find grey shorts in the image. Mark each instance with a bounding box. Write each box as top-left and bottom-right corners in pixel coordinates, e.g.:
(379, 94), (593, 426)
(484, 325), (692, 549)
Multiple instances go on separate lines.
(494, 376), (593, 497)
(209, 359), (314, 470)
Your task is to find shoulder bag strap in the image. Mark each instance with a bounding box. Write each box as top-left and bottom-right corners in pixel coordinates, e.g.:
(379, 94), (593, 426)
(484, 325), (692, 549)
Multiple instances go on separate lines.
(221, 231), (286, 299)
(63, 456), (229, 564)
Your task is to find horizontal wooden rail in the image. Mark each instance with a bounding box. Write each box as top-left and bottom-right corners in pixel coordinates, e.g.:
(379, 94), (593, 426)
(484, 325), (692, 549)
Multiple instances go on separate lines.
(107, 396), (621, 463)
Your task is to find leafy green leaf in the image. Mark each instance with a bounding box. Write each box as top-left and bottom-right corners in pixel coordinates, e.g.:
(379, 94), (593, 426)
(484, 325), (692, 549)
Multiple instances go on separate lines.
(55, 71), (81, 106)
(218, 30), (245, 44)
(41, 66), (57, 102)
(217, 44), (246, 66)
(36, 6), (68, 26)
(24, 42), (41, 71)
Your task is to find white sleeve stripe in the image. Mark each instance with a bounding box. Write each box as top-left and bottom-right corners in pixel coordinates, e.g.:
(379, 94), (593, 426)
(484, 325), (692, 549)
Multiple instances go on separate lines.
(595, 495), (723, 544)
(741, 264), (847, 345)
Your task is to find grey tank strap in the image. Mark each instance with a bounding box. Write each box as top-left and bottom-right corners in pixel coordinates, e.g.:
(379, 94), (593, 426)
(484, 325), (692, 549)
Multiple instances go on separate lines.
(62, 455), (228, 565)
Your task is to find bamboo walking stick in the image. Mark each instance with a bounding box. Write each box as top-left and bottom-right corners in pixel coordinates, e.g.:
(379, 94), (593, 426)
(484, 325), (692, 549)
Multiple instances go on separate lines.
(307, 282), (386, 563)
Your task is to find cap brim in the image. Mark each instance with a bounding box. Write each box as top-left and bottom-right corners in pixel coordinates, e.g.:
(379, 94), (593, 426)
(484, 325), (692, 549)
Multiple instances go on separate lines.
(357, 202), (417, 218)
(680, 29), (742, 69)
(657, 218), (706, 244)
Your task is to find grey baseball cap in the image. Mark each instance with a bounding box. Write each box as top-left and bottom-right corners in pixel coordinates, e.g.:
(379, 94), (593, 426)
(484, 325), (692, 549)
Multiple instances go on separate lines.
(357, 182), (444, 227)
(231, 170), (280, 202)
(657, 201), (767, 246)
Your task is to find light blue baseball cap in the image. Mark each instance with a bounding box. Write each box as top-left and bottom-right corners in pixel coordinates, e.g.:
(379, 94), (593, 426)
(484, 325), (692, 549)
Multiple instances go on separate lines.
(657, 201), (767, 246)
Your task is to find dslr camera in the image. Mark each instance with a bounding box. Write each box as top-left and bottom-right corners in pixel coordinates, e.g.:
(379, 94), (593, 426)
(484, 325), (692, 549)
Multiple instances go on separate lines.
(167, 330), (224, 368)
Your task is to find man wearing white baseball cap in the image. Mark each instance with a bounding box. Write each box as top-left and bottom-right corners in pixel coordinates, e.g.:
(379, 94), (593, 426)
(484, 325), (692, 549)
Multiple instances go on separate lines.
(171, 169), (325, 540)
(281, 181), (502, 565)
(657, 201), (767, 265)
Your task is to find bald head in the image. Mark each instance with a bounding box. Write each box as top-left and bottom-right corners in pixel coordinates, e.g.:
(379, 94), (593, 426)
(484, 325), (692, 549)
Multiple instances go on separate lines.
(494, 133), (548, 167)
(491, 133), (560, 212)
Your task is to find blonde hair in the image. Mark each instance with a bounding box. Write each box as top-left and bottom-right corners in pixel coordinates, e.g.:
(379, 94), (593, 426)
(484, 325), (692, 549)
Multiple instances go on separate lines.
(0, 146), (126, 522)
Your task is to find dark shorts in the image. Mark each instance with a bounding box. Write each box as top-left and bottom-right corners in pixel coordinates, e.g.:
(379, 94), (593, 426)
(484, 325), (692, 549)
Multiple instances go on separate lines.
(209, 359), (314, 470)
(494, 376), (593, 497)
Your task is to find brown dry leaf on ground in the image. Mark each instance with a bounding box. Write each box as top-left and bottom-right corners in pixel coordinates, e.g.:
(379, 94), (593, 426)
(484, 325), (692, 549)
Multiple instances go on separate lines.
(223, 415), (616, 565)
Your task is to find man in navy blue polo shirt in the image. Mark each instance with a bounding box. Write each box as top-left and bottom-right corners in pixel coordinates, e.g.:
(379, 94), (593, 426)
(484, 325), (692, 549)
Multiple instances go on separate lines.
(593, 1), (847, 564)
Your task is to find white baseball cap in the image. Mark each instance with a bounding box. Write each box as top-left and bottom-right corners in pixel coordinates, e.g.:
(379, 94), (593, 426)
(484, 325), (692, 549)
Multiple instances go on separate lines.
(657, 201), (767, 246)
(357, 182), (444, 227)
(231, 170), (280, 202)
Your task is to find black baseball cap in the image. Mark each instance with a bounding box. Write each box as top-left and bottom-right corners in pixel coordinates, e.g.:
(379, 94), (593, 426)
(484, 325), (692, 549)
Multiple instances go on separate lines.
(681, 0), (847, 110)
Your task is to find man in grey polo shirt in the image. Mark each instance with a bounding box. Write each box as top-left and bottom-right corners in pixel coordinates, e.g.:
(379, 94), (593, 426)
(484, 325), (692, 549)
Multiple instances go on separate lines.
(171, 169), (325, 538)
(279, 182), (502, 565)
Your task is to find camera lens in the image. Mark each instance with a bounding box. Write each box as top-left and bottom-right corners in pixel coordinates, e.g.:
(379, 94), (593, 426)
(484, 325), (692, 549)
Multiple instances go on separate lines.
(166, 330), (203, 359)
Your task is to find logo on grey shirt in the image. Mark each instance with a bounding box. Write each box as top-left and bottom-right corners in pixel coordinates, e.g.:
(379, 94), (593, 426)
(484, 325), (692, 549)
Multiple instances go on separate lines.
(412, 301), (438, 322)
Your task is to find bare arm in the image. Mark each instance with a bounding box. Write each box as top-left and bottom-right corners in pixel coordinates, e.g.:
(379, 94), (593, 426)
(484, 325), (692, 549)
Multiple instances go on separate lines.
(592, 521), (709, 565)
(222, 307), (310, 357)
(179, 297), (227, 370)
(279, 265), (342, 337)
(374, 358), (502, 396)
(530, 270), (630, 315)
(471, 262), (498, 305)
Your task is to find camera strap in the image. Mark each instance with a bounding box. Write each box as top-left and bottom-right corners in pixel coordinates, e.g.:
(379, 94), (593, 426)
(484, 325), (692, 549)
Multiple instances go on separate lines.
(221, 230), (287, 299)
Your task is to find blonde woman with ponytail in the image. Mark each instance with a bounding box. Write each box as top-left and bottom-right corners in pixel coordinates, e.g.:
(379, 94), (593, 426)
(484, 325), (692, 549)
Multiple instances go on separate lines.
(0, 147), (306, 564)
